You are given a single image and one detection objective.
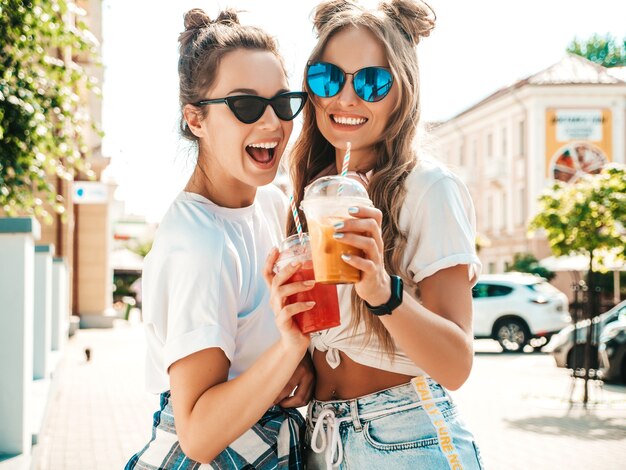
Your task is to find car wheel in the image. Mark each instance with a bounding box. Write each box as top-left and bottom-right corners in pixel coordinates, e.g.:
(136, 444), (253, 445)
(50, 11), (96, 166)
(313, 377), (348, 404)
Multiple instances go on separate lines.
(495, 318), (530, 353)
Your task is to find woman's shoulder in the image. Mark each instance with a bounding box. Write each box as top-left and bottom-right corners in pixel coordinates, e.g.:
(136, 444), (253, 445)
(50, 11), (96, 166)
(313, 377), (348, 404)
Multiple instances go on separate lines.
(255, 183), (288, 222)
(256, 183), (288, 208)
(154, 194), (227, 256)
(404, 157), (464, 201)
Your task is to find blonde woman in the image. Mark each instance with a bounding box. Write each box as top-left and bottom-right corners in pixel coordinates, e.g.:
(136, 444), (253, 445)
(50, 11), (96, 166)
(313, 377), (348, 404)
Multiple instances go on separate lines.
(288, 0), (485, 468)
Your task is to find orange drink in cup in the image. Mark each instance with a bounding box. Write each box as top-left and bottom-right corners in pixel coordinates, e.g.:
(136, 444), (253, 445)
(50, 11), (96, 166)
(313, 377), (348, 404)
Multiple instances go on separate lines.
(300, 176), (373, 284)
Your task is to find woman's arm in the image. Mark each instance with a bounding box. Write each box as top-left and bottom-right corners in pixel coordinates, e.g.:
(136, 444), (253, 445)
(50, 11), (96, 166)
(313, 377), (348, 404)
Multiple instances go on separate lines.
(169, 257), (314, 464)
(377, 265), (474, 390)
(170, 342), (306, 463)
(335, 206), (474, 390)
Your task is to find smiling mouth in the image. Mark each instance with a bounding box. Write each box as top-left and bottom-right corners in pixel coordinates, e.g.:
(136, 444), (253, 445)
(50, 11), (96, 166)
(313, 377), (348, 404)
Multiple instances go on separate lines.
(246, 142), (278, 164)
(331, 115), (368, 126)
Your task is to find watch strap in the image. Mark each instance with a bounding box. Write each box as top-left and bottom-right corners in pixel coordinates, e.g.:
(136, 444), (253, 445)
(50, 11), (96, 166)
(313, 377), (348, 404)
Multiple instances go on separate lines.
(365, 275), (403, 316)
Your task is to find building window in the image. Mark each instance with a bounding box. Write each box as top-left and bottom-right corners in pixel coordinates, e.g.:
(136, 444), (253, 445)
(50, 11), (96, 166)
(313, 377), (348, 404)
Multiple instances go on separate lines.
(501, 192), (507, 230)
(502, 127), (507, 155)
(472, 140), (478, 167)
(487, 133), (493, 158)
(487, 195), (493, 230)
(518, 120), (525, 156)
(517, 187), (526, 226)
(459, 143), (464, 166)
(488, 262), (496, 274)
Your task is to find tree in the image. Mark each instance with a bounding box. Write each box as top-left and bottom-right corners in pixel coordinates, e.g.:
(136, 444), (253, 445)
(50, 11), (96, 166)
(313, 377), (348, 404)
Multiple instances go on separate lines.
(128, 239), (153, 258)
(528, 165), (626, 272)
(528, 164), (626, 405)
(506, 253), (555, 281)
(567, 33), (626, 68)
(1, 0), (100, 222)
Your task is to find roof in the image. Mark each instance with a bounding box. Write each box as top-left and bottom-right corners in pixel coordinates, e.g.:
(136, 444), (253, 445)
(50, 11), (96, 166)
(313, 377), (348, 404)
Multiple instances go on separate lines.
(608, 66), (626, 82)
(447, 54), (626, 122)
(528, 53), (623, 85)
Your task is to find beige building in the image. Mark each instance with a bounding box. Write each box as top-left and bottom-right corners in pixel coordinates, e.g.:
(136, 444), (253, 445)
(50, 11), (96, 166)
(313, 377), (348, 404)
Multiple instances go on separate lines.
(37, 0), (115, 327)
(430, 55), (626, 281)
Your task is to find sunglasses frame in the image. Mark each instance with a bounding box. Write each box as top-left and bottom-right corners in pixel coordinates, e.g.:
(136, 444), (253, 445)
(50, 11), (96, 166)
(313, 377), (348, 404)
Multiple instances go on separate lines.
(192, 91), (308, 124)
(306, 61), (394, 102)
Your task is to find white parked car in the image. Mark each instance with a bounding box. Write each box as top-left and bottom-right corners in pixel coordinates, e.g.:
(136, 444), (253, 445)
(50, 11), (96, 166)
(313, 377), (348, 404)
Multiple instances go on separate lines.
(472, 273), (571, 352)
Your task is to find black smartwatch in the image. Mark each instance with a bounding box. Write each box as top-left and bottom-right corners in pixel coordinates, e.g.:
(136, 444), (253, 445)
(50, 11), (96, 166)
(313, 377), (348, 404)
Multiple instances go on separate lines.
(365, 275), (403, 316)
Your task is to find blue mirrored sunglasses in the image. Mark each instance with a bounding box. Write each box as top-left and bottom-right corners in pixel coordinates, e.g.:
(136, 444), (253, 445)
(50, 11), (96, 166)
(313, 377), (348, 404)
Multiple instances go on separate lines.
(306, 62), (393, 102)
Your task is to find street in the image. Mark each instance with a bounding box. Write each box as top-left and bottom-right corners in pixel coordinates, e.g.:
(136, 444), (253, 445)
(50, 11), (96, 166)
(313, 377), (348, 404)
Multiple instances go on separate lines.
(453, 340), (626, 470)
(29, 323), (626, 470)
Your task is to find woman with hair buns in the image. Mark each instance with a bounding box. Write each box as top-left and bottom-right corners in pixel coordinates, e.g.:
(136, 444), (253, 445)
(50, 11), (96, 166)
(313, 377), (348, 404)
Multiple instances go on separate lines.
(288, 0), (485, 468)
(125, 8), (313, 469)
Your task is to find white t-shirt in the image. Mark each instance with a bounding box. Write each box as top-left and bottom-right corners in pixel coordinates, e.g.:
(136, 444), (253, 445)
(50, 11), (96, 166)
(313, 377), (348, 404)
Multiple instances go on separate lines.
(143, 185), (287, 394)
(310, 159), (482, 376)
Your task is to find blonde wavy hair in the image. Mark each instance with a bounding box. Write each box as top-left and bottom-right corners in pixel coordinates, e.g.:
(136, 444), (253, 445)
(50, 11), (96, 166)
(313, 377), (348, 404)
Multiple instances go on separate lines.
(287, 0), (436, 354)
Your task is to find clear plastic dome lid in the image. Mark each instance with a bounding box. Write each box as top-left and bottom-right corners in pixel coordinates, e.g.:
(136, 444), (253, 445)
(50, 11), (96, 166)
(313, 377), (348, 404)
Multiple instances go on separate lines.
(273, 233), (311, 272)
(301, 175), (371, 204)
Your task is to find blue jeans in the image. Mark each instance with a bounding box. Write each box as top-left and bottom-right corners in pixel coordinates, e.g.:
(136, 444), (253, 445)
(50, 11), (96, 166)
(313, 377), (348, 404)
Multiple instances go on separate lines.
(305, 377), (484, 469)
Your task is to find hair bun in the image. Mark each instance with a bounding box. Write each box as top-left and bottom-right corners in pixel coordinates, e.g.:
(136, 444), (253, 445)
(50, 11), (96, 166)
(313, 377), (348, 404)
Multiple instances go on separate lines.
(214, 9), (240, 26)
(312, 0), (357, 35)
(379, 0), (436, 46)
(183, 8), (212, 31)
(183, 8), (240, 32)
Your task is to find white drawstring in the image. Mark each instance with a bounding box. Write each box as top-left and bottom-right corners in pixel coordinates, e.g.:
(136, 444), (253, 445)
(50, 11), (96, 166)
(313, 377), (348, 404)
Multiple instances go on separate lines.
(310, 408), (351, 469)
(310, 396), (451, 469)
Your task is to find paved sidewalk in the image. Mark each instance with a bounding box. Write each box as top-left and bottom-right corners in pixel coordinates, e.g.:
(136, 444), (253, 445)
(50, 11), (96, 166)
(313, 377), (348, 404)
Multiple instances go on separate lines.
(30, 321), (626, 469)
(450, 345), (626, 470)
(32, 319), (157, 470)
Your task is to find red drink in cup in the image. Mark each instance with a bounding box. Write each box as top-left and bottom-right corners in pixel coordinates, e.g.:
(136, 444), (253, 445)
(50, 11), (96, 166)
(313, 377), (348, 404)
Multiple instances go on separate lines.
(275, 233), (340, 334)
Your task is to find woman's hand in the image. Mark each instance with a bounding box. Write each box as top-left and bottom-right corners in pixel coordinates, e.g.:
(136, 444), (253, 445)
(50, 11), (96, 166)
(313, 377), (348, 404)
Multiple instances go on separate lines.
(333, 206), (392, 307)
(263, 248), (314, 352)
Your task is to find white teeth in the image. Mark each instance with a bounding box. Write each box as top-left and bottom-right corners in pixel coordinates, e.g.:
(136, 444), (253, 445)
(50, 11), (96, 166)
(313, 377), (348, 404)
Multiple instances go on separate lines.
(332, 115), (367, 125)
(248, 142), (278, 149)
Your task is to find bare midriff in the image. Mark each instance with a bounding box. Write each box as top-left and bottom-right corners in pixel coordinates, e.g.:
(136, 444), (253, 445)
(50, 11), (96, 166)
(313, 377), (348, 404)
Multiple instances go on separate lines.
(312, 348), (414, 401)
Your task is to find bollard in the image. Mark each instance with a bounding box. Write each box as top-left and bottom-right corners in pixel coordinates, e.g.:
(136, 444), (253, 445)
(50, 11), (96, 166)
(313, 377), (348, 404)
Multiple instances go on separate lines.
(51, 258), (69, 352)
(0, 217), (40, 456)
(33, 245), (54, 380)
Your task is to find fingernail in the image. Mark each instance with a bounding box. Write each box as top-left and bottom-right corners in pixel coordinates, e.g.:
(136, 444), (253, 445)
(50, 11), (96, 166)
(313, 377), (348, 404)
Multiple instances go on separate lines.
(348, 207), (359, 214)
(333, 232), (344, 239)
(304, 280), (315, 286)
(306, 301), (316, 307)
(333, 221), (344, 229)
(341, 254), (351, 261)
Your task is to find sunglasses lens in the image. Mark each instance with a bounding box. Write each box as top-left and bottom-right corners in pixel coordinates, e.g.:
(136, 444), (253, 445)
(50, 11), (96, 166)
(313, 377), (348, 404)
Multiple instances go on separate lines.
(272, 93), (307, 121)
(230, 97), (266, 123)
(353, 67), (393, 102)
(307, 62), (344, 98)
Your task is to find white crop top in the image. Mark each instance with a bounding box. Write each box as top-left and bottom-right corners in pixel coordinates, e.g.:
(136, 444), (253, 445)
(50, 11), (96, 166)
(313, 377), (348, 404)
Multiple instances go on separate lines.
(142, 185), (287, 394)
(309, 159), (482, 375)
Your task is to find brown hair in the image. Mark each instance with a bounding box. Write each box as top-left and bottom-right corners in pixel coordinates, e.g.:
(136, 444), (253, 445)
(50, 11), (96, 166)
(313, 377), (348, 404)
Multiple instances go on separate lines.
(177, 8), (283, 141)
(287, 0), (435, 354)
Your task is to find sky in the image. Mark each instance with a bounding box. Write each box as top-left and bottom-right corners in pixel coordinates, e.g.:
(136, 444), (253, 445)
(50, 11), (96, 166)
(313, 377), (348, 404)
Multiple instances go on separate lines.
(101, 0), (626, 222)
